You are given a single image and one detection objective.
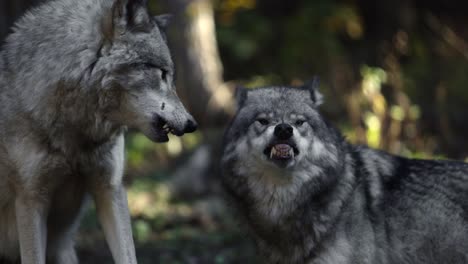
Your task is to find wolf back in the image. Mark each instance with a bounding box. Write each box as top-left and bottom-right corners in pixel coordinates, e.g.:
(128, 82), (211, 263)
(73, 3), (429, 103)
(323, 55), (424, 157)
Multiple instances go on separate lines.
(221, 83), (468, 264)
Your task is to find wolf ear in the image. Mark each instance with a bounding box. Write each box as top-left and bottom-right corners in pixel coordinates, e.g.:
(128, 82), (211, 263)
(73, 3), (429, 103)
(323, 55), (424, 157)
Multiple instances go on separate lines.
(154, 14), (173, 31)
(104, 0), (150, 37)
(303, 76), (323, 106)
(235, 86), (248, 108)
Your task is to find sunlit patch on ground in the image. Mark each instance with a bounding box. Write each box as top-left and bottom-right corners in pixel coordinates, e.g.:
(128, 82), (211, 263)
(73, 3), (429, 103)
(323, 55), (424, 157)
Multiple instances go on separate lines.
(77, 172), (256, 264)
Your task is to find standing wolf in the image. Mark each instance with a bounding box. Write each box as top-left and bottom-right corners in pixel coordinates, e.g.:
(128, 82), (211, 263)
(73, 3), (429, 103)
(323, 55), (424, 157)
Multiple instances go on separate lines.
(222, 81), (468, 264)
(0, 0), (197, 263)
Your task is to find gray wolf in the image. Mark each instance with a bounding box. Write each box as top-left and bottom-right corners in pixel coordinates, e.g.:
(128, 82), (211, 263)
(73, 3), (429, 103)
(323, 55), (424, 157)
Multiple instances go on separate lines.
(221, 80), (468, 264)
(0, 0), (197, 263)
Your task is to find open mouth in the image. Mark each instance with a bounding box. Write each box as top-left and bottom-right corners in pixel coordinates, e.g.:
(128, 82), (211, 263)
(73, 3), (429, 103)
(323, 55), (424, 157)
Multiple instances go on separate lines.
(263, 142), (299, 167)
(153, 116), (176, 142)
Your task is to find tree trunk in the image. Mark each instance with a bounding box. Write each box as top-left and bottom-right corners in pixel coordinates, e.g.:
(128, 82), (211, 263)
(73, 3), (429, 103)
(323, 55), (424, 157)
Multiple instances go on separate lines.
(164, 0), (233, 128)
(161, 0), (233, 197)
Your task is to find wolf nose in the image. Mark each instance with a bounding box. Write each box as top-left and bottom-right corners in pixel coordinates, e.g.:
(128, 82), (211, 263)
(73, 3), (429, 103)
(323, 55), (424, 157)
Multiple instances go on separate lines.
(183, 118), (198, 133)
(274, 124), (293, 140)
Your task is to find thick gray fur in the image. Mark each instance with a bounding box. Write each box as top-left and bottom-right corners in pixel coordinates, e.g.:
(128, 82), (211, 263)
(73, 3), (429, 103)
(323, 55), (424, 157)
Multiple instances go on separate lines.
(0, 0), (196, 263)
(222, 84), (468, 264)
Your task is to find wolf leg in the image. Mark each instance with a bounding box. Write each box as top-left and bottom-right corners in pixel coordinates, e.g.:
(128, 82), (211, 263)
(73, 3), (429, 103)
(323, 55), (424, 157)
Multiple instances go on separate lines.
(46, 226), (80, 264)
(92, 185), (137, 264)
(47, 243), (78, 264)
(54, 249), (78, 264)
(88, 135), (136, 264)
(15, 196), (47, 264)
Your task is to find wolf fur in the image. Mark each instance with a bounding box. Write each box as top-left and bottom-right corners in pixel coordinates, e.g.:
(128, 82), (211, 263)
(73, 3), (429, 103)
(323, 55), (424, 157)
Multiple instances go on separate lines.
(221, 82), (468, 264)
(0, 0), (197, 263)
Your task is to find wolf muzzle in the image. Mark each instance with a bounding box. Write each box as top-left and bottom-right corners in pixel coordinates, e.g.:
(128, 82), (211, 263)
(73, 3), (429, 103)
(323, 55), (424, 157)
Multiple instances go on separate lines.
(151, 114), (198, 142)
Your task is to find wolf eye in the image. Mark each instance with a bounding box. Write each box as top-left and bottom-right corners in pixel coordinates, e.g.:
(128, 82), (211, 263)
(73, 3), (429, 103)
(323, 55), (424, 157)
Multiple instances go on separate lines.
(257, 118), (269, 126)
(142, 63), (169, 82)
(295, 120), (305, 126)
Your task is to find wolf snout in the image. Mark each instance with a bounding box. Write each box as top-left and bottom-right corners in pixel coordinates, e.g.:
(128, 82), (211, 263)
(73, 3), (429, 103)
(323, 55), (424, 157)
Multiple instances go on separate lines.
(274, 123), (293, 140)
(184, 118), (198, 133)
(151, 113), (197, 139)
(171, 117), (198, 136)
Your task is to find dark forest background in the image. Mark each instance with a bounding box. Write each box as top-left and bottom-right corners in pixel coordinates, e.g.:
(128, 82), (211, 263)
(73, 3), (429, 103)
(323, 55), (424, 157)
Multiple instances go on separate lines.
(1, 0), (468, 263)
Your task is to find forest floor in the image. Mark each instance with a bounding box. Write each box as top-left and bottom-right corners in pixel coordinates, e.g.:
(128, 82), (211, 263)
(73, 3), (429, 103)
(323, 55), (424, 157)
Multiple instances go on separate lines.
(76, 170), (257, 264)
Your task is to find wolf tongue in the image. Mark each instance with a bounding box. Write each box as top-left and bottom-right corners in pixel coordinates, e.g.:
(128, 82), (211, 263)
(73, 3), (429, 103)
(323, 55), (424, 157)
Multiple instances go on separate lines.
(273, 144), (292, 158)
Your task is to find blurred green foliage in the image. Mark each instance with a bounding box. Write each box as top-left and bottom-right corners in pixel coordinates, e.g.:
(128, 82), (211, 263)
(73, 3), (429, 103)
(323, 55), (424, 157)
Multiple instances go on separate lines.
(78, 172), (256, 264)
(214, 0), (468, 159)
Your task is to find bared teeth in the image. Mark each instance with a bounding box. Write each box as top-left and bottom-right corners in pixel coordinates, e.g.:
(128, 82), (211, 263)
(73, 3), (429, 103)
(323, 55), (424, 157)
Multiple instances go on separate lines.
(269, 144), (296, 159)
(270, 147), (277, 159)
(162, 124), (171, 133)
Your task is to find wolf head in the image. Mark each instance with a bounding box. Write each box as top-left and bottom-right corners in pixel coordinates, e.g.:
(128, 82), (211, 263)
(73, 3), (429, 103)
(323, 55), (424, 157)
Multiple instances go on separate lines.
(222, 80), (347, 201)
(91, 0), (197, 142)
(224, 79), (342, 167)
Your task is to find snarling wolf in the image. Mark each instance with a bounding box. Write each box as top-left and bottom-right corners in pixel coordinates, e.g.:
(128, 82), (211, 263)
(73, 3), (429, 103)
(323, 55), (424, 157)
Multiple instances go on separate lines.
(221, 81), (468, 264)
(0, 0), (197, 263)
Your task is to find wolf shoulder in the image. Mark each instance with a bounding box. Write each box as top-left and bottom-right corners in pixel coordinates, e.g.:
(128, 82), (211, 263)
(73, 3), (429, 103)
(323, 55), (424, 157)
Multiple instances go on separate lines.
(356, 146), (468, 211)
(355, 147), (468, 263)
